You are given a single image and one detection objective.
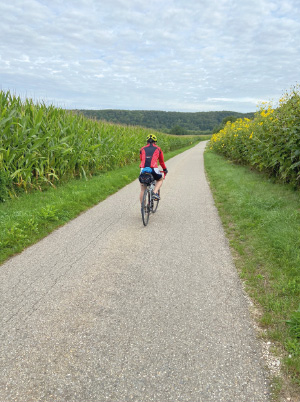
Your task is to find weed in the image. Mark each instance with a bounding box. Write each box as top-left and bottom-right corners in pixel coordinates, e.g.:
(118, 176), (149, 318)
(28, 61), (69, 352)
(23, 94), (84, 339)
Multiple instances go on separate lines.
(1, 224), (28, 248)
(287, 306), (300, 338)
(39, 205), (59, 221)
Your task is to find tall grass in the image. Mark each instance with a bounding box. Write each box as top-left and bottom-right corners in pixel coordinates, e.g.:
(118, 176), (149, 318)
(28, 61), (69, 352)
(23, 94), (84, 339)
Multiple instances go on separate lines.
(209, 86), (300, 187)
(0, 90), (200, 200)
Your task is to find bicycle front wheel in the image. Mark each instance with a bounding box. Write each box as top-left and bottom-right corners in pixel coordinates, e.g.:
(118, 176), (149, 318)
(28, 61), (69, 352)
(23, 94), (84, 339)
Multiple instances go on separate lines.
(141, 188), (150, 226)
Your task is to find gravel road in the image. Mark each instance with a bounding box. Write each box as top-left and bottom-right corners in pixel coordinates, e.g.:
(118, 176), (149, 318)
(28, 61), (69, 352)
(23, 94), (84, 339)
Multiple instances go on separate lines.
(0, 141), (270, 402)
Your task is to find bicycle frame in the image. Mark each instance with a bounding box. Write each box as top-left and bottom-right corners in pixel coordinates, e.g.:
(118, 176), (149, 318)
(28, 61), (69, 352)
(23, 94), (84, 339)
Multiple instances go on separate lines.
(141, 170), (165, 226)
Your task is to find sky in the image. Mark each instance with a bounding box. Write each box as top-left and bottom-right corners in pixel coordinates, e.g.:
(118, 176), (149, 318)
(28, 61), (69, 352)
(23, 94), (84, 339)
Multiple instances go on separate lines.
(1, 0), (300, 113)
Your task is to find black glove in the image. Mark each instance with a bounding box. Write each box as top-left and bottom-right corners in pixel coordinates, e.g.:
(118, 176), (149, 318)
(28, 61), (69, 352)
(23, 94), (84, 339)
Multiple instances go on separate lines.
(163, 168), (168, 174)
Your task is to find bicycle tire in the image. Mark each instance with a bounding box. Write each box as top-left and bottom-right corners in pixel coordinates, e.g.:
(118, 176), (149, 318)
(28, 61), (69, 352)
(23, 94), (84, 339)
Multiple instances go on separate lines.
(152, 189), (160, 213)
(141, 188), (150, 226)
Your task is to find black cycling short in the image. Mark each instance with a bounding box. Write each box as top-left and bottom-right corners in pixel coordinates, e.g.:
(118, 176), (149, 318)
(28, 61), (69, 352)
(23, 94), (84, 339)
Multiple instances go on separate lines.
(140, 168), (162, 181)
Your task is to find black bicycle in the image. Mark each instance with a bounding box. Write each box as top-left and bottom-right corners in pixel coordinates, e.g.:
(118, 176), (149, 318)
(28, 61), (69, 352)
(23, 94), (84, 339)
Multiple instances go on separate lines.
(139, 171), (164, 226)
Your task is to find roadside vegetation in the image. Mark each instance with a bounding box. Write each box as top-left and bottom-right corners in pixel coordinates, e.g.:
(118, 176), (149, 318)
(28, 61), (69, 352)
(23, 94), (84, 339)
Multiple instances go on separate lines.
(210, 87), (300, 187)
(206, 87), (300, 398)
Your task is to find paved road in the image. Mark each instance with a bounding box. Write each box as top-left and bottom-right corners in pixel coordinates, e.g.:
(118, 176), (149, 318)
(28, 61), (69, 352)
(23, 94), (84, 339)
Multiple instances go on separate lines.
(0, 142), (269, 402)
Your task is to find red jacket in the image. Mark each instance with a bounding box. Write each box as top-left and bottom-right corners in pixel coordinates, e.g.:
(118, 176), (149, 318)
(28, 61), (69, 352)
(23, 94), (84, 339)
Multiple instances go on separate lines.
(139, 143), (167, 170)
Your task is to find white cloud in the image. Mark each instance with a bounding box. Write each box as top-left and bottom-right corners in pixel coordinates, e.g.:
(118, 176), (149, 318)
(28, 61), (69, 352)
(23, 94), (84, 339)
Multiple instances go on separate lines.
(0, 0), (299, 112)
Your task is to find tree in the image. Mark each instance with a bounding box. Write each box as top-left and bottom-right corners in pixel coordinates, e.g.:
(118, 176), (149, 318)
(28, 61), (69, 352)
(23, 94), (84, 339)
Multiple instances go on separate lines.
(170, 125), (187, 135)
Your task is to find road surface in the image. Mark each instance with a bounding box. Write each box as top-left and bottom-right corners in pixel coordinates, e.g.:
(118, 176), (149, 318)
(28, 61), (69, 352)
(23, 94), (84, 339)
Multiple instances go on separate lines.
(0, 142), (269, 401)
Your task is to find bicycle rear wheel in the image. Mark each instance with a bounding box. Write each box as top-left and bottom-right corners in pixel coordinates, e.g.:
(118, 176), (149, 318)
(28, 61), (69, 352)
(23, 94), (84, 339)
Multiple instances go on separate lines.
(152, 189), (160, 213)
(141, 188), (150, 226)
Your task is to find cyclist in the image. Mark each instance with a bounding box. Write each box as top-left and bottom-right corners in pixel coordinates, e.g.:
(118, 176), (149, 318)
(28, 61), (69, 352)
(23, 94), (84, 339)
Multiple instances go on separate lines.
(139, 133), (168, 204)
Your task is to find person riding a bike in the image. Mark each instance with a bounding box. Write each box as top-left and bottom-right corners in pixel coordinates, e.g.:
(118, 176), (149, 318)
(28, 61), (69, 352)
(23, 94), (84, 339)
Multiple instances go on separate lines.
(139, 133), (168, 204)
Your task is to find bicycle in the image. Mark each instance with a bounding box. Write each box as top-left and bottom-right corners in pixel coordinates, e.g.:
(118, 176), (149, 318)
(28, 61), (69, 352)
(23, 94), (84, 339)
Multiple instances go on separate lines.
(140, 171), (165, 226)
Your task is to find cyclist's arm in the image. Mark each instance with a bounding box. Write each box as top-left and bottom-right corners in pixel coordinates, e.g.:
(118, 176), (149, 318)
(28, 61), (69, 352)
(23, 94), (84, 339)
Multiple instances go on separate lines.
(140, 148), (145, 168)
(158, 149), (167, 171)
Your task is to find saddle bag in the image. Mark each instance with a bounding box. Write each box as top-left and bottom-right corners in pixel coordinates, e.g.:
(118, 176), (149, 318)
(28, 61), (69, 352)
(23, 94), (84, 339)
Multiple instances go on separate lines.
(139, 172), (154, 184)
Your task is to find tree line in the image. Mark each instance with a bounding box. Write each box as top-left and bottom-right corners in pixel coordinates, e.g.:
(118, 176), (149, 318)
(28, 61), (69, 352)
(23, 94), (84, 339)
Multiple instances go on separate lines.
(73, 109), (255, 135)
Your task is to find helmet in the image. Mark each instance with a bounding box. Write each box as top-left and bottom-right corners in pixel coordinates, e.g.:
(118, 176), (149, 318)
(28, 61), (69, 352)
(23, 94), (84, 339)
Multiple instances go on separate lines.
(146, 133), (157, 142)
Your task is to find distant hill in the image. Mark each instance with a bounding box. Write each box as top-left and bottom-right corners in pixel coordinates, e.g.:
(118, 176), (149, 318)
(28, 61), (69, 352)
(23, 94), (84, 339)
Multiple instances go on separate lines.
(74, 109), (255, 135)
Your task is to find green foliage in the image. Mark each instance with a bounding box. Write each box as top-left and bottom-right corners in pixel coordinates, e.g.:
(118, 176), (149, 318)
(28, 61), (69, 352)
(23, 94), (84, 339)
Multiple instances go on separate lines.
(1, 223), (29, 248)
(170, 125), (187, 135)
(210, 87), (300, 187)
(0, 170), (10, 202)
(75, 108), (254, 134)
(39, 205), (59, 221)
(287, 306), (300, 338)
(0, 90), (200, 200)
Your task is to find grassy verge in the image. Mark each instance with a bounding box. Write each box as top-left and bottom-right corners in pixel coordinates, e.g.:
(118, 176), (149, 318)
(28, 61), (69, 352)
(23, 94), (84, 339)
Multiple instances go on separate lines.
(0, 143), (199, 265)
(204, 150), (300, 399)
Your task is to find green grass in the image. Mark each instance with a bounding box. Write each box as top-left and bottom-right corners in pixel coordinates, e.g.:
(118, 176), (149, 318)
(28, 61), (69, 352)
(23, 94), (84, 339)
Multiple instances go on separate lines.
(204, 150), (300, 394)
(0, 143), (198, 265)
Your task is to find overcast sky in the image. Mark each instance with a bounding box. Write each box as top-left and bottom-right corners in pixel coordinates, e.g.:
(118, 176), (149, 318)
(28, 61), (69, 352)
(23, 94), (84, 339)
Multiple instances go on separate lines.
(1, 0), (299, 113)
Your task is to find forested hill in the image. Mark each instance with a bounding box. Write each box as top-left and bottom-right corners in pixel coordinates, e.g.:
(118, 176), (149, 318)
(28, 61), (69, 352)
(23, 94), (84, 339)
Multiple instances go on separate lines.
(74, 109), (255, 135)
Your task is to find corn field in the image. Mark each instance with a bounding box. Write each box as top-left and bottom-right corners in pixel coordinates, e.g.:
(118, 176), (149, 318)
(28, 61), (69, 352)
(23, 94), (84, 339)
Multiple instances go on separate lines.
(0, 91), (200, 200)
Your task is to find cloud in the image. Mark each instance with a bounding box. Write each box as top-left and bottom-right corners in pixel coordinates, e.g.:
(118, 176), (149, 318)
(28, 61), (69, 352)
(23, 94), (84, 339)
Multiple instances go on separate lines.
(0, 0), (300, 112)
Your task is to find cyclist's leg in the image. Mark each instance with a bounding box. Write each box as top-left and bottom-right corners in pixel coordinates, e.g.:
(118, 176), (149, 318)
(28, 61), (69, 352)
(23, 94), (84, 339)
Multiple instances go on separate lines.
(154, 178), (163, 194)
(152, 168), (163, 195)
